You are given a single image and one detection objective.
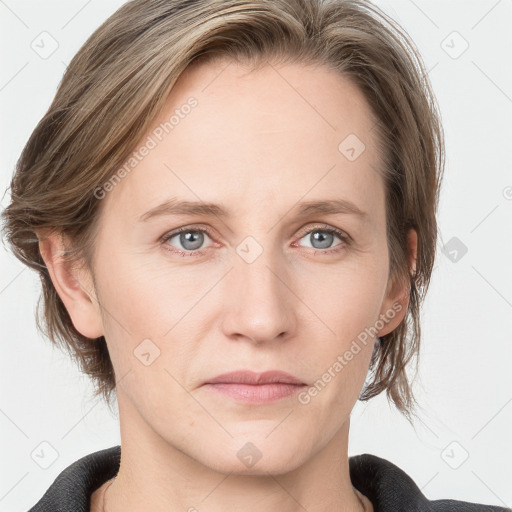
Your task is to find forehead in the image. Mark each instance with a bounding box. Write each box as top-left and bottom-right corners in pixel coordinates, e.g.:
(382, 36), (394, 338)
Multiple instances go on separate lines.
(103, 58), (384, 222)
(166, 57), (380, 156)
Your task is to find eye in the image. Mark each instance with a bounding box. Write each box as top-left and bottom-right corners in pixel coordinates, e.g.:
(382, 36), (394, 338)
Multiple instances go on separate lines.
(294, 224), (349, 254)
(160, 226), (213, 257)
(160, 224), (350, 258)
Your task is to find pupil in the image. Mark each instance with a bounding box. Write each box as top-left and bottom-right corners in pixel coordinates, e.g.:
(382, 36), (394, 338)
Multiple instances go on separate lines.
(181, 231), (203, 250)
(312, 231), (332, 249)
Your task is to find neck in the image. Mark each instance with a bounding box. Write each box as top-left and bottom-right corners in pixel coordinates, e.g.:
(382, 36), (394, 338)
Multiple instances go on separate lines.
(100, 396), (371, 512)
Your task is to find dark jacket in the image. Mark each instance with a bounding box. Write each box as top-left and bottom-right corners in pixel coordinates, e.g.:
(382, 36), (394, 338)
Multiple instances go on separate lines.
(27, 445), (510, 511)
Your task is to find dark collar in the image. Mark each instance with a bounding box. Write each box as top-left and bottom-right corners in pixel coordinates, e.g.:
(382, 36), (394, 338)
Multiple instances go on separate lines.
(28, 445), (510, 512)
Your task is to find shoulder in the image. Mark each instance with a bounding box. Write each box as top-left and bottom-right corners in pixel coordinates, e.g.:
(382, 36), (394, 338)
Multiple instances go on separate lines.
(349, 453), (510, 512)
(27, 445), (121, 512)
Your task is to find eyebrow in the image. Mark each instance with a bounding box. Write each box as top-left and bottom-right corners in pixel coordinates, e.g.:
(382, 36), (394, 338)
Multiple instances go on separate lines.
(138, 198), (368, 222)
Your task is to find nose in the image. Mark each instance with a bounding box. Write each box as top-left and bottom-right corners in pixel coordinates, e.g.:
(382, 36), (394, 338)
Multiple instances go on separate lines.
(221, 247), (296, 345)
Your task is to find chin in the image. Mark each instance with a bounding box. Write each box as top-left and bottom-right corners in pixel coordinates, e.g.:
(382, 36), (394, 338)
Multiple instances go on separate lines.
(189, 429), (311, 476)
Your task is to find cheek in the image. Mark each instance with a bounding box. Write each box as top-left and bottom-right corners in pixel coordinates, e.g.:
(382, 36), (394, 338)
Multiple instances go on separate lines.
(303, 259), (387, 393)
(308, 258), (388, 337)
(94, 253), (212, 380)
(97, 253), (182, 328)
(94, 260), (198, 412)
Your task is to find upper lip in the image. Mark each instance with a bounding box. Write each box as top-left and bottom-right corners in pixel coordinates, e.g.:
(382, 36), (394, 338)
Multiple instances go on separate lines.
(204, 370), (305, 386)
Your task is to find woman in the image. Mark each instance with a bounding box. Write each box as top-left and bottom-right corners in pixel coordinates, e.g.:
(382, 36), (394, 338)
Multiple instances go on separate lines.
(2, 0), (509, 511)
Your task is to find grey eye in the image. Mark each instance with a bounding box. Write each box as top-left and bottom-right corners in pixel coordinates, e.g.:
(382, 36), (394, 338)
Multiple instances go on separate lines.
(299, 230), (342, 250)
(168, 230), (209, 251)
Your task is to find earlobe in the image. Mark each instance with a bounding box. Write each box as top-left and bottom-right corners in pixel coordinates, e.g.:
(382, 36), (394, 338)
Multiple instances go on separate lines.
(377, 228), (418, 337)
(37, 230), (104, 339)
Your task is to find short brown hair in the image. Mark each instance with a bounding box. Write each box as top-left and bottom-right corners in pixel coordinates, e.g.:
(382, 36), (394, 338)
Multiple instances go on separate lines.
(1, 0), (444, 419)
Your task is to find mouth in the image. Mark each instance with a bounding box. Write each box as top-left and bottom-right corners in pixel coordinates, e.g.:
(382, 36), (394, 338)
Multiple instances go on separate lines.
(202, 370), (307, 404)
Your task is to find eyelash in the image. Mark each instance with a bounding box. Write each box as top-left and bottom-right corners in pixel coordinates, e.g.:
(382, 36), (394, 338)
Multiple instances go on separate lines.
(160, 224), (351, 258)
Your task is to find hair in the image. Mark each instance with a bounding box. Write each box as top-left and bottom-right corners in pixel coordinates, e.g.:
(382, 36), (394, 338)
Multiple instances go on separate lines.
(1, 0), (444, 420)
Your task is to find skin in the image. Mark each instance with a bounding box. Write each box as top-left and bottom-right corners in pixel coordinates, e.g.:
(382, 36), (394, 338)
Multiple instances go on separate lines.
(39, 57), (416, 512)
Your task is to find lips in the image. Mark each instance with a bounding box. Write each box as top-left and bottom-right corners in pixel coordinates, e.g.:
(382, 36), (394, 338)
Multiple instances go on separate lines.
(202, 370), (306, 404)
(204, 370), (305, 386)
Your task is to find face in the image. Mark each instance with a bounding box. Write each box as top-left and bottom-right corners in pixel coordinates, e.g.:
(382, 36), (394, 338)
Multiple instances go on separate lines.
(58, 58), (410, 474)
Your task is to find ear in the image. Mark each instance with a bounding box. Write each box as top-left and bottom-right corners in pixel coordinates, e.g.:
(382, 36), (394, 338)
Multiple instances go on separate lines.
(37, 229), (104, 339)
(377, 228), (417, 337)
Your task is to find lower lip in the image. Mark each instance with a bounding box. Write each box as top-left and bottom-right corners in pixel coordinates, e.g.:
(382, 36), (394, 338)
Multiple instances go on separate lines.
(202, 383), (306, 403)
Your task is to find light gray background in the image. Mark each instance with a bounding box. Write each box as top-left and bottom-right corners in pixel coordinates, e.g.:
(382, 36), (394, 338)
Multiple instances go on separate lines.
(1, 0), (511, 510)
